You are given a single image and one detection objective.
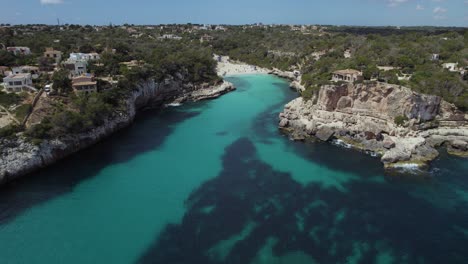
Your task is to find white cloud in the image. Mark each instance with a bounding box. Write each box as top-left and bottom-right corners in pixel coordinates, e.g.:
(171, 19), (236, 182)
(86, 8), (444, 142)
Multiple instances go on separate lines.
(416, 4), (424, 10)
(433, 6), (447, 14)
(387, 0), (409, 7)
(433, 6), (447, 20)
(40, 0), (64, 4)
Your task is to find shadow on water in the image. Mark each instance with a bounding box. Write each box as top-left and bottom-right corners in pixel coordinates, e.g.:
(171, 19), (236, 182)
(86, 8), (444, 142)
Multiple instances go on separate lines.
(0, 108), (201, 225)
(251, 80), (385, 179)
(139, 138), (468, 264)
(252, 82), (297, 145)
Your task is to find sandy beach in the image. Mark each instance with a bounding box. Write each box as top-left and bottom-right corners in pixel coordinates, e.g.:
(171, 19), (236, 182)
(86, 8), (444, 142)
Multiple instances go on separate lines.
(216, 56), (270, 76)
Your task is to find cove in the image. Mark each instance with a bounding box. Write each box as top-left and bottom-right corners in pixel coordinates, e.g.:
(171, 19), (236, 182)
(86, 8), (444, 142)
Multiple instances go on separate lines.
(0, 74), (467, 264)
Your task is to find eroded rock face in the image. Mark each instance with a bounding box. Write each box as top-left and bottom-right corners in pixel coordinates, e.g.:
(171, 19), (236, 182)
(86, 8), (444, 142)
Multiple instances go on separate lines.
(279, 81), (468, 170)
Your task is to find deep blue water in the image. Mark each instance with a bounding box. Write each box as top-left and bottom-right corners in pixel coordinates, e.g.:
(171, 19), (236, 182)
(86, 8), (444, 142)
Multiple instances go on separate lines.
(0, 74), (467, 264)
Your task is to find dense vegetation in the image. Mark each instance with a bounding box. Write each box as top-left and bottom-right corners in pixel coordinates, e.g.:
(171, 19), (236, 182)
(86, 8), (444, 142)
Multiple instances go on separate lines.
(0, 24), (467, 141)
(210, 26), (468, 109)
(0, 24), (220, 140)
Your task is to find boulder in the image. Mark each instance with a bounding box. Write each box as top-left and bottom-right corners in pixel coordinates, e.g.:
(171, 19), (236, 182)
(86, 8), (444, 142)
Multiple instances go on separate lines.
(279, 119), (289, 128)
(413, 144), (439, 162)
(316, 126), (335, 142)
(383, 138), (396, 149)
(381, 149), (411, 164)
(451, 140), (467, 151)
(364, 131), (376, 140)
(291, 132), (306, 141)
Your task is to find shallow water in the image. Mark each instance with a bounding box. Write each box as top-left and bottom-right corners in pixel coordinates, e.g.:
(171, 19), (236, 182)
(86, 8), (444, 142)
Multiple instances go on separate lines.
(0, 74), (467, 264)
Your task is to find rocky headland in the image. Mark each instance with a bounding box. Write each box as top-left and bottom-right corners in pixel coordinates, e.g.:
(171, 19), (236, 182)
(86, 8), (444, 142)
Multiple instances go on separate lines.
(0, 77), (234, 184)
(279, 81), (468, 170)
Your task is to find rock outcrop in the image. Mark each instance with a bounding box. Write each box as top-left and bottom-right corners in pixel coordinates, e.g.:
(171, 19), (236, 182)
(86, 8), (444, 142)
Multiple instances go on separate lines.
(279, 81), (468, 170)
(0, 79), (234, 184)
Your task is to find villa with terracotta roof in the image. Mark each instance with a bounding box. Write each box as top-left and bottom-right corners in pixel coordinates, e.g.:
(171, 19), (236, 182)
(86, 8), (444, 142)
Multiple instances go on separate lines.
(72, 74), (97, 94)
(332, 69), (363, 83)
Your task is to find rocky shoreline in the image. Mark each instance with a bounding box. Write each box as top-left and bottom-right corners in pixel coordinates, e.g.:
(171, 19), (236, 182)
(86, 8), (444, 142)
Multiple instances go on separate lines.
(278, 81), (468, 170)
(0, 79), (235, 184)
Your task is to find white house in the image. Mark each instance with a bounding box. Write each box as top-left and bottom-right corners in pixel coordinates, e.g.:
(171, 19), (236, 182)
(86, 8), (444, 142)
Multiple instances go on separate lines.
(63, 60), (87, 77)
(442, 62), (459, 72)
(332, 69), (363, 83)
(68, 52), (100, 62)
(344, 49), (352, 59)
(6, 47), (31, 56)
(12, 66), (40, 79)
(158, 34), (182, 40)
(3, 73), (35, 93)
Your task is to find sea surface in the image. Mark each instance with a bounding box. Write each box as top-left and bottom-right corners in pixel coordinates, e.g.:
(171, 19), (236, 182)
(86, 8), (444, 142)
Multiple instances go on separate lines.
(0, 74), (467, 264)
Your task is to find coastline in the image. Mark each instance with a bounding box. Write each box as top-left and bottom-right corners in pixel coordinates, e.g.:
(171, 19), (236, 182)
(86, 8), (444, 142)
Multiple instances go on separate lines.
(216, 57), (270, 76)
(278, 82), (468, 172)
(215, 56), (306, 92)
(0, 79), (235, 185)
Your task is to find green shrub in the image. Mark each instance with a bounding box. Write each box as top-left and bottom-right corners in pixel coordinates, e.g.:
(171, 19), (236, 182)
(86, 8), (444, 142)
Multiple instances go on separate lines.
(0, 124), (22, 138)
(394, 115), (409, 126)
(0, 91), (22, 107)
(31, 138), (43, 145)
(14, 104), (32, 121)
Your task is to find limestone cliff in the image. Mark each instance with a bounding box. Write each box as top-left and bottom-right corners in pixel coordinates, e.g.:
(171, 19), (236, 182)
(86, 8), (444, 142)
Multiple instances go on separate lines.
(279, 81), (468, 169)
(0, 79), (234, 184)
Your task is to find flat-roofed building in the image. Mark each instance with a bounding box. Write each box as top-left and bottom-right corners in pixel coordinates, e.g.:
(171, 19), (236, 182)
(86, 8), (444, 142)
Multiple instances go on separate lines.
(3, 73), (35, 93)
(44, 47), (63, 63)
(6, 47), (31, 56)
(332, 69), (363, 83)
(63, 60), (87, 77)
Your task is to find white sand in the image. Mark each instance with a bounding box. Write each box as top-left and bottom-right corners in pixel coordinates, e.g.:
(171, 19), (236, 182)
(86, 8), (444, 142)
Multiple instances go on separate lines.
(216, 58), (270, 76)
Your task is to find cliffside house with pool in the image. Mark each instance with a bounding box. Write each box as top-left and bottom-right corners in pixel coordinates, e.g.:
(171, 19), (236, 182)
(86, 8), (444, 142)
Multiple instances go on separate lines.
(332, 69), (363, 83)
(6, 47), (31, 56)
(43, 47), (63, 63)
(72, 74), (97, 94)
(3, 73), (36, 93)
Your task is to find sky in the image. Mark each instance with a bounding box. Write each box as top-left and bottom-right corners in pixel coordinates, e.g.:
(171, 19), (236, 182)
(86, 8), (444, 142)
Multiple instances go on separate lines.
(1, 0), (467, 27)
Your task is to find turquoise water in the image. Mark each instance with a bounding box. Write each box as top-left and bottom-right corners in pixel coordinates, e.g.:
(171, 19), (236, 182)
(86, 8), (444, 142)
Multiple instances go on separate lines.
(0, 74), (467, 264)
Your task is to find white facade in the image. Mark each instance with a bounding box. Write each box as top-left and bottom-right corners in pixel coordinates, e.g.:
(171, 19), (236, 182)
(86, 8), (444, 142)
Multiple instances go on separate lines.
(6, 47), (31, 56)
(442, 63), (459, 72)
(158, 34), (182, 40)
(12, 66), (40, 79)
(63, 60), (87, 77)
(3, 73), (34, 93)
(69, 52), (100, 62)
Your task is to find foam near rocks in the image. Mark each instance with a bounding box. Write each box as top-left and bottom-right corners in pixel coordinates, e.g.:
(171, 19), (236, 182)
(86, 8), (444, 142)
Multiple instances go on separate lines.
(278, 81), (468, 171)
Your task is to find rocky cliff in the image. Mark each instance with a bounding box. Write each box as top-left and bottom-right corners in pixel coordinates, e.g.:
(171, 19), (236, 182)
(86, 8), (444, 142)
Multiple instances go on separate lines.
(279, 81), (468, 169)
(0, 79), (234, 184)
